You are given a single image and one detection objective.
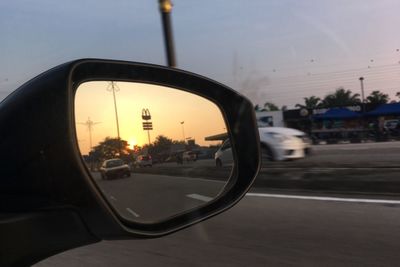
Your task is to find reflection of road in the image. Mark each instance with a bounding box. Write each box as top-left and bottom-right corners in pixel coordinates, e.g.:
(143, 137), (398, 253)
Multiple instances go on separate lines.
(36, 191), (400, 266)
(153, 159), (215, 168)
(92, 172), (226, 223)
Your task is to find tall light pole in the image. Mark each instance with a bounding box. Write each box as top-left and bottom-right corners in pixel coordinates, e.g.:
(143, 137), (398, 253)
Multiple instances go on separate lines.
(158, 0), (176, 67)
(107, 81), (121, 140)
(180, 121), (185, 143)
(359, 77), (365, 113)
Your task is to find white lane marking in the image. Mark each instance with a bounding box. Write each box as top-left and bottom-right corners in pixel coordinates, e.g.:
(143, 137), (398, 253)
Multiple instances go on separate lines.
(142, 174), (225, 184)
(186, 194), (213, 202)
(246, 193), (400, 205)
(126, 208), (140, 217)
(338, 147), (369, 150)
(110, 195), (117, 201)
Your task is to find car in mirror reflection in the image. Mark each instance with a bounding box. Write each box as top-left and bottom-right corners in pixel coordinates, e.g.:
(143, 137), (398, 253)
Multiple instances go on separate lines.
(215, 139), (233, 167)
(182, 151), (197, 162)
(134, 155), (153, 168)
(100, 158), (131, 180)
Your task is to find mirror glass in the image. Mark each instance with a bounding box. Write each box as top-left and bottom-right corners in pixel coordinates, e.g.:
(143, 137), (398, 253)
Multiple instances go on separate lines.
(75, 81), (233, 223)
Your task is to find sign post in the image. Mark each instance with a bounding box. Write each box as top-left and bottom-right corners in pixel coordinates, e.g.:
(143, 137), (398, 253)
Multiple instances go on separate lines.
(142, 109), (153, 145)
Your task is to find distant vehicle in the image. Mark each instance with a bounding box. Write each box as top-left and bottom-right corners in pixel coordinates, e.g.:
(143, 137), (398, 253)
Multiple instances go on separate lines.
(215, 139), (233, 167)
(259, 127), (312, 161)
(384, 119), (400, 137)
(384, 119), (400, 130)
(100, 158), (131, 180)
(182, 151), (197, 162)
(135, 155), (153, 167)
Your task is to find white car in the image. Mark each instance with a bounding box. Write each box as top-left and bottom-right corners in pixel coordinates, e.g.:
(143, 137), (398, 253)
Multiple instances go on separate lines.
(259, 127), (311, 161)
(215, 139), (233, 167)
(215, 127), (311, 166)
(99, 158), (131, 180)
(134, 155), (153, 167)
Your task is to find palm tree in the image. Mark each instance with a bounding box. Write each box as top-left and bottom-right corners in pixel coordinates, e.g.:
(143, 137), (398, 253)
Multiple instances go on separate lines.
(262, 102), (279, 111)
(296, 96), (321, 109)
(366, 90), (389, 105)
(321, 87), (361, 108)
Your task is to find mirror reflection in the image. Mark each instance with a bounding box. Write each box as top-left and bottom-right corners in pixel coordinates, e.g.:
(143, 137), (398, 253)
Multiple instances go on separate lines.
(75, 81), (233, 223)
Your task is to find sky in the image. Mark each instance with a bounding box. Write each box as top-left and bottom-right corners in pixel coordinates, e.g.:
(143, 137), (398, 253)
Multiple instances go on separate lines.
(75, 81), (226, 154)
(1, 0), (400, 109)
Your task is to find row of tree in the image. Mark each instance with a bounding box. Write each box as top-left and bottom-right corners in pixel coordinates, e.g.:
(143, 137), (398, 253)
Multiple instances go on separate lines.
(255, 88), (400, 111)
(87, 135), (193, 163)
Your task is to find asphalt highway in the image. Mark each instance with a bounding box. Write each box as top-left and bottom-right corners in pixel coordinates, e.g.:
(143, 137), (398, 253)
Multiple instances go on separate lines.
(34, 141), (400, 266)
(35, 192), (400, 267)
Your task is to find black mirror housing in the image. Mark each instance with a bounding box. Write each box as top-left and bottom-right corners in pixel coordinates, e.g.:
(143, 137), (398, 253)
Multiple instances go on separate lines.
(0, 59), (260, 265)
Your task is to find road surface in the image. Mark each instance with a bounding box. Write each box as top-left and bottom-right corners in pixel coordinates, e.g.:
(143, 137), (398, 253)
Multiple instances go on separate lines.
(34, 141), (400, 266)
(35, 191), (400, 267)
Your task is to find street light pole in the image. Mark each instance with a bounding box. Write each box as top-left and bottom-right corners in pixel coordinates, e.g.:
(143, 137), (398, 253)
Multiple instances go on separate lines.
(359, 77), (365, 113)
(107, 81), (121, 140)
(158, 0), (176, 67)
(180, 121), (185, 143)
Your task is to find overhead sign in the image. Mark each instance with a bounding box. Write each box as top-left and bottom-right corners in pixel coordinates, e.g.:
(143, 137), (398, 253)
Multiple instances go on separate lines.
(142, 108), (151, 120)
(142, 121), (153, 130)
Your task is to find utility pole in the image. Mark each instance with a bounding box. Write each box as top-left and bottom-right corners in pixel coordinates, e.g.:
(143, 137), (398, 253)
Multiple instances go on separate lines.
(158, 0), (176, 67)
(107, 81), (121, 140)
(180, 121), (185, 143)
(78, 117), (101, 152)
(359, 77), (365, 113)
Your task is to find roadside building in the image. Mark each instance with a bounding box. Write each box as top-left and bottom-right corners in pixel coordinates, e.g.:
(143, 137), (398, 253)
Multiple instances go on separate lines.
(283, 103), (400, 143)
(255, 110), (285, 127)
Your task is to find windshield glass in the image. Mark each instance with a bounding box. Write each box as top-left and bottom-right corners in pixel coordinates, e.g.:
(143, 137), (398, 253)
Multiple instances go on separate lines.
(3, 1), (400, 266)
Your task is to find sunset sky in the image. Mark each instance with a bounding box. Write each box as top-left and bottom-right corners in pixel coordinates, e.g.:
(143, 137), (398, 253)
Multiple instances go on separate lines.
(75, 81), (226, 154)
(2, 1), (400, 108)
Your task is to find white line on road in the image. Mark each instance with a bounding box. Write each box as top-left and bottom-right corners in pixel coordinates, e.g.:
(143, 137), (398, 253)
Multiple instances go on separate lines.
(126, 208), (140, 217)
(186, 194), (213, 202)
(110, 195), (117, 201)
(246, 193), (400, 205)
(338, 147), (369, 150)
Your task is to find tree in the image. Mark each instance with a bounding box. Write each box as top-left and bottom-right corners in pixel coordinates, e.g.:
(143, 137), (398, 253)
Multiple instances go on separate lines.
(321, 87), (361, 108)
(396, 92), (400, 99)
(143, 135), (175, 157)
(254, 104), (261, 111)
(366, 90), (389, 105)
(91, 137), (129, 161)
(262, 102), (279, 111)
(295, 96), (321, 109)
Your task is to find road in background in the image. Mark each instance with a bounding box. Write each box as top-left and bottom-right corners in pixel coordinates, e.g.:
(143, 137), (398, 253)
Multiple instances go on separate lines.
(152, 141), (400, 168)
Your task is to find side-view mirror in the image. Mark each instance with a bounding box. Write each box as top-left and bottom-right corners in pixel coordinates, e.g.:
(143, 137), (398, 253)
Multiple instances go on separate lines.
(0, 59), (260, 266)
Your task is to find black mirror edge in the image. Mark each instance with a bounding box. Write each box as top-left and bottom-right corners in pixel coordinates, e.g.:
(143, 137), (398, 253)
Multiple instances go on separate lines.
(0, 58), (260, 265)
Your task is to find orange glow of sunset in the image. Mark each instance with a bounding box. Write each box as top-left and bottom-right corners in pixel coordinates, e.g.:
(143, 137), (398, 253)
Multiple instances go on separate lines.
(74, 81), (227, 155)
